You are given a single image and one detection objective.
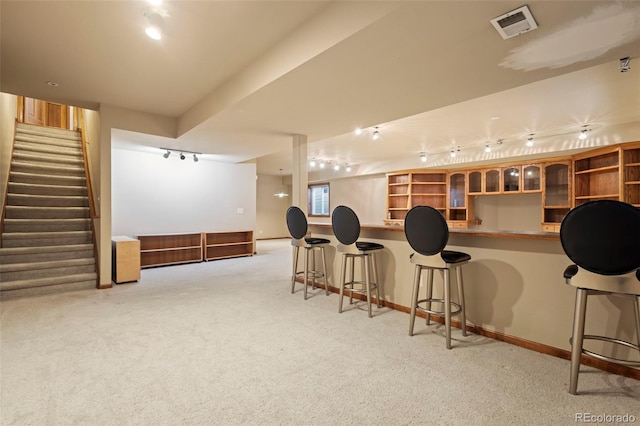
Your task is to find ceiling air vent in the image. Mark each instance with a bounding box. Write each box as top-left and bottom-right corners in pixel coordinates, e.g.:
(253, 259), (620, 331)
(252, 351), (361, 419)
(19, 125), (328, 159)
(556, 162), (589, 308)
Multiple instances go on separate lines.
(490, 5), (538, 39)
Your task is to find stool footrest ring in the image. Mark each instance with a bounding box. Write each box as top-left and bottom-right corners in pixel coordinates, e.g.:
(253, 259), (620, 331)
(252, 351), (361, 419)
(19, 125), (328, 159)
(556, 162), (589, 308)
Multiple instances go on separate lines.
(576, 335), (640, 367)
(416, 298), (462, 317)
(344, 280), (378, 294)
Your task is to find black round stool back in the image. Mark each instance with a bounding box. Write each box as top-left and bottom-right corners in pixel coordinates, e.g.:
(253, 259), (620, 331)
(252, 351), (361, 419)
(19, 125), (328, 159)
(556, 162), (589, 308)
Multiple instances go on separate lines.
(286, 206), (308, 240)
(404, 206), (449, 256)
(331, 205), (360, 245)
(560, 200), (640, 276)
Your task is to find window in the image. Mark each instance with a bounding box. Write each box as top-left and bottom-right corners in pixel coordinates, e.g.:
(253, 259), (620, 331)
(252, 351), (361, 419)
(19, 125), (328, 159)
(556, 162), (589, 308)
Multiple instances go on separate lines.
(308, 183), (330, 217)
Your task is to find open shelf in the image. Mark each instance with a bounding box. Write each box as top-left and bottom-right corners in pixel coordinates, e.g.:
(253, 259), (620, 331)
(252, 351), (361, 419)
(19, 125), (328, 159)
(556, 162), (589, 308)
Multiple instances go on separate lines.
(138, 233), (203, 268)
(204, 230), (253, 261)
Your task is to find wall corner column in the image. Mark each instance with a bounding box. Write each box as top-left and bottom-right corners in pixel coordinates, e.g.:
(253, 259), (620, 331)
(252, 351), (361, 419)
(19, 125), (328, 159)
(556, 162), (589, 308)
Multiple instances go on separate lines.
(292, 134), (308, 212)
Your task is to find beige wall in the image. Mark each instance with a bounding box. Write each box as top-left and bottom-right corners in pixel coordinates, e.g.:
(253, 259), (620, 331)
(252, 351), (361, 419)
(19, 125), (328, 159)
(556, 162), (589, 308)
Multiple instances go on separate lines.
(0, 93), (17, 222)
(256, 174), (290, 239)
(309, 225), (639, 367)
(98, 104), (178, 287)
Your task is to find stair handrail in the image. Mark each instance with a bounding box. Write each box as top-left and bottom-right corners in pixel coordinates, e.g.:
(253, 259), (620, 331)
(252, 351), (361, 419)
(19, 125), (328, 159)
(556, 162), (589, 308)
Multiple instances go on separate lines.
(0, 119), (19, 248)
(77, 111), (101, 281)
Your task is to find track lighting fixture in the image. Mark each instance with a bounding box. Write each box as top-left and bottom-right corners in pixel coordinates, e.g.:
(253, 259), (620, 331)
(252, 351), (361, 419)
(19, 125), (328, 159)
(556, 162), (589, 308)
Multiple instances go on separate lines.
(420, 152), (427, 163)
(319, 161), (325, 169)
(308, 157), (354, 172)
(309, 159), (316, 167)
(345, 164), (352, 172)
(334, 164), (340, 171)
(526, 134), (534, 147)
(160, 147), (201, 162)
(619, 56), (631, 73)
(372, 128), (380, 140)
(578, 126), (590, 140)
(354, 128), (363, 135)
(484, 144), (491, 153)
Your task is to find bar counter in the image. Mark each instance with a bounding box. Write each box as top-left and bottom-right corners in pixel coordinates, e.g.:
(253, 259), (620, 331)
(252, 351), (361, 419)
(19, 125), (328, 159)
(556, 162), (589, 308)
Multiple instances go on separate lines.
(307, 221), (639, 375)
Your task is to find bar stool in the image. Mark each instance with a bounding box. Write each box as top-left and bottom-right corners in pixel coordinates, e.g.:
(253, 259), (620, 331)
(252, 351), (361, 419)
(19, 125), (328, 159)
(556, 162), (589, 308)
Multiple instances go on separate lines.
(331, 205), (384, 318)
(286, 206), (330, 300)
(559, 200), (640, 395)
(404, 205), (471, 349)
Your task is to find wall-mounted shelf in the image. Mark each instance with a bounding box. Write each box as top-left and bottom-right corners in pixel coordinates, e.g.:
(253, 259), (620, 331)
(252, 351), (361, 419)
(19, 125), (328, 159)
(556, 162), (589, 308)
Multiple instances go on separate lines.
(203, 231), (254, 261)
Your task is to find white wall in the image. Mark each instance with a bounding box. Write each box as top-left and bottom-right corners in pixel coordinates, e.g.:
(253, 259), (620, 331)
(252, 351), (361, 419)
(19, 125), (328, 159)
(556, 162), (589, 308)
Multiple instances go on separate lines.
(111, 148), (256, 237)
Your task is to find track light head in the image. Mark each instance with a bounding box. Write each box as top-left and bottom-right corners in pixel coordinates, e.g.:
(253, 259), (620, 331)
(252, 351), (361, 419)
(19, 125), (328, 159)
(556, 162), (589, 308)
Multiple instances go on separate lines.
(619, 56), (631, 73)
(193, 154), (199, 162)
(163, 150), (170, 159)
(420, 152), (427, 162)
(180, 152), (186, 160)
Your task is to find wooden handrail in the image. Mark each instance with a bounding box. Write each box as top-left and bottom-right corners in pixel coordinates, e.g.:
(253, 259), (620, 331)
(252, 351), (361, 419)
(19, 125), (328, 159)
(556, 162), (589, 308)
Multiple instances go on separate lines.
(77, 111), (101, 282)
(0, 119), (19, 248)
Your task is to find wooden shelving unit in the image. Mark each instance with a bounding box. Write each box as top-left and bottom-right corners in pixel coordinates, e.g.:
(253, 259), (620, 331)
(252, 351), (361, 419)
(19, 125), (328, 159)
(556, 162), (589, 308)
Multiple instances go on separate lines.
(203, 230), (254, 261)
(541, 161), (571, 232)
(448, 171), (473, 227)
(623, 144), (640, 208)
(573, 147), (621, 207)
(385, 171), (446, 225)
(138, 233), (203, 268)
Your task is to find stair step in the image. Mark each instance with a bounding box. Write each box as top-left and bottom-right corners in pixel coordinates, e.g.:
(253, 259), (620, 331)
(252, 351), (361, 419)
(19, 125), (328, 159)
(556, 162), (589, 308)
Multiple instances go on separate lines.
(8, 182), (87, 196)
(16, 123), (81, 140)
(0, 258), (96, 281)
(5, 205), (90, 219)
(0, 244), (94, 264)
(10, 171), (86, 186)
(0, 280), (97, 299)
(1, 231), (92, 248)
(0, 273), (97, 292)
(11, 161), (85, 177)
(3, 218), (91, 233)
(14, 140), (83, 157)
(12, 151), (84, 167)
(7, 193), (89, 207)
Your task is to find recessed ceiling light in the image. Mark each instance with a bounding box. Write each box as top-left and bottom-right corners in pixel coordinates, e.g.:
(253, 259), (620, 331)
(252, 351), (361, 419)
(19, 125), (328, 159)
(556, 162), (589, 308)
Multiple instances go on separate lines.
(145, 27), (162, 40)
(46, 81), (59, 87)
(490, 116), (502, 120)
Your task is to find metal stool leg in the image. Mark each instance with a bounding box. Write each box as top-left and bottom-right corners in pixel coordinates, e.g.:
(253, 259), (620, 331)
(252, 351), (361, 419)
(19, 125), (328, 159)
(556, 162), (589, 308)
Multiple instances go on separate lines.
(634, 296), (640, 350)
(303, 247), (309, 300)
(349, 256), (355, 305)
(371, 252), (381, 308)
(569, 288), (588, 395)
(425, 268), (434, 326)
(444, 268), (452, 350)
(310, 249), (317, 290)
(364, 254), (373, 318)
(409, 264), (422, 336)
(321, 246), (329, 296)
(456, 266), (467, 336)
(291, 246), (299, 294)
(338, 254), (347, 313)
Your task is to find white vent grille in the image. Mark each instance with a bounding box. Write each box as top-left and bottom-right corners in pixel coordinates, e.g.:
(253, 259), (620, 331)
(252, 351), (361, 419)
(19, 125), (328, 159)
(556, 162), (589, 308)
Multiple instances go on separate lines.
(490, 5), (538, 39)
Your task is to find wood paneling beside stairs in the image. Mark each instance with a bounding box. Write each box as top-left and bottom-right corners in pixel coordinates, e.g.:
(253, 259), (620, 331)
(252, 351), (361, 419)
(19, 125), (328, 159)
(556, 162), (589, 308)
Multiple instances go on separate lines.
(0, 122), (97, 298)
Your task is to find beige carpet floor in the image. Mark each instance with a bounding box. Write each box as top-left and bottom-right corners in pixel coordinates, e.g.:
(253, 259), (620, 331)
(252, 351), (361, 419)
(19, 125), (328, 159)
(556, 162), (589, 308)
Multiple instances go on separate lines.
(1, 239), (638, 425)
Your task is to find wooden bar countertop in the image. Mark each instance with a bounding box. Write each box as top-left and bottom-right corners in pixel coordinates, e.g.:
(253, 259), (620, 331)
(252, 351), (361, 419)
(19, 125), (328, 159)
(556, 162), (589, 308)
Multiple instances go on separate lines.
(308, 222), (560, 241)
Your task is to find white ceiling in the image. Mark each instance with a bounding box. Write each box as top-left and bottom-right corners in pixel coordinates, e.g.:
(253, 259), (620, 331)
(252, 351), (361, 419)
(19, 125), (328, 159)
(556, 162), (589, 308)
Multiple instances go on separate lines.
(2, 1), (639, 176)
